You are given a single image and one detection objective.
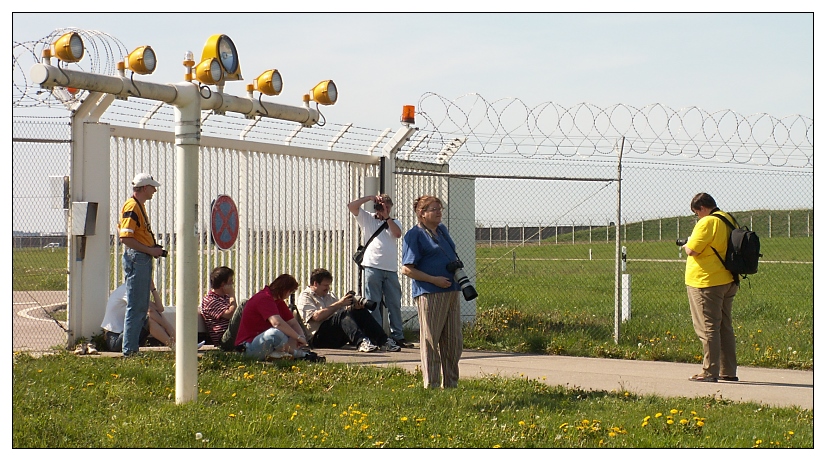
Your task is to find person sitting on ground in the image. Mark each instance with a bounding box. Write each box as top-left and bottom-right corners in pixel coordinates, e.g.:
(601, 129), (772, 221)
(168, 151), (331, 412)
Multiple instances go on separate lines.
(297, 268), (401, 353)
(101, 281), (175, 352)
(199, 266), (238, 346)
(234, 274), (323, 362)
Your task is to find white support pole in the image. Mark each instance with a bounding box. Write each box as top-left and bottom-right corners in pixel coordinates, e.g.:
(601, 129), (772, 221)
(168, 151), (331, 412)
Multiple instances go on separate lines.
(173, 82), (201, 404)
(621, 273), (631, 322)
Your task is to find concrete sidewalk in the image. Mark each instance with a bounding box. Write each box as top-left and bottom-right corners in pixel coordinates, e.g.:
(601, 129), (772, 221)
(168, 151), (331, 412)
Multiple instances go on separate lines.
(93, 344), (813, 410)
(313, 346), (814, 410)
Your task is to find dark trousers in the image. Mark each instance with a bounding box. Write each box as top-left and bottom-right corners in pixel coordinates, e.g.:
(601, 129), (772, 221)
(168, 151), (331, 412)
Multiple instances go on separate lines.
(310, 308), (388, 349)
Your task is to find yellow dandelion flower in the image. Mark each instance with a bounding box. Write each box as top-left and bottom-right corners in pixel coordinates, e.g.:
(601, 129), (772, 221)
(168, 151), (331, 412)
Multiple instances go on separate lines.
(690, 411), (697, 415)
(493, 445), (501, 448)
(643, 416), (651, 422)
(87, 382), (95, 386)
(231, 393), (236, 397)
(519, 421), (526, 426)
(559, 422), (569, 429)
(788, 431), (794, 435)
(582, 419), (590, 425)
(204, 390), (211, 395)
(400, 417), (408, 421)
(655, 413), (662, 418)
(641, 421), (648, 427)
(680, 419), (689, 425)
(697, 421), (705, 427)
(666, 419), (674, 425)
(609, 432), (616, 437)
(670, 409), (679, 414)
(107, 433), (114, 439)
(229, 413), (236, 418)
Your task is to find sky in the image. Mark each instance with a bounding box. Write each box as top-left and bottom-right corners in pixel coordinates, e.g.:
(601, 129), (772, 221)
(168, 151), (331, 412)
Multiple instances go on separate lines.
(11, 10), (815, 132)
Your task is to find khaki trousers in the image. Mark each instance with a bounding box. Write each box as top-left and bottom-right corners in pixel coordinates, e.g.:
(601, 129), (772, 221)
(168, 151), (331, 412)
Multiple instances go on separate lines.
(687, 282), (739, 378)
(416, 290), (462, 388)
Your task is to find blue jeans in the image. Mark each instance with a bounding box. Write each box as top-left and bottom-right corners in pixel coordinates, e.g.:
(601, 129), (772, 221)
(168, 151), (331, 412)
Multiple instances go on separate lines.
(122, 248), (153, 355)
(364, 267), (404, 341)
(242, 327), (289, 361)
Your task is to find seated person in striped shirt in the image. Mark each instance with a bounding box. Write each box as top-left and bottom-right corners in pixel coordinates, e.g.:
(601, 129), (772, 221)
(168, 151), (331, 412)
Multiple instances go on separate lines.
(198, 266), (237, 346)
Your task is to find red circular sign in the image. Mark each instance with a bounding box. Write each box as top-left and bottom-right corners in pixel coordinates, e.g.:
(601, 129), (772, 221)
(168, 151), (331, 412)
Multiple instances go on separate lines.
(211, 195), (239, 250)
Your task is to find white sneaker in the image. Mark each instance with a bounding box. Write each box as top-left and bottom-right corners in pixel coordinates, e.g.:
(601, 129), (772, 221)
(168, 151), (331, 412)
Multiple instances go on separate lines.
(383, 338), (401, 352)
(357, 338), (378, 352)
(267, 350), (293, 361)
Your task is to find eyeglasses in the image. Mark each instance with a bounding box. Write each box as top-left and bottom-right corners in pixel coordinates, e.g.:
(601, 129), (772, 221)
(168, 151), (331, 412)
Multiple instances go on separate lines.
(424, 206), (444, 212)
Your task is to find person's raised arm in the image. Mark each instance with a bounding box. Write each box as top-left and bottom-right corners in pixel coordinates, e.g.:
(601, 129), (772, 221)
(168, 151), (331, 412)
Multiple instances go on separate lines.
(348, 195), (376, 216)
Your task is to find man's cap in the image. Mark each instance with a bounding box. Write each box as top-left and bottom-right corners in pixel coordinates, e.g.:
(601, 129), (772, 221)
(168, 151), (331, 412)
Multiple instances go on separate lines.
(132, 173), (160, 188)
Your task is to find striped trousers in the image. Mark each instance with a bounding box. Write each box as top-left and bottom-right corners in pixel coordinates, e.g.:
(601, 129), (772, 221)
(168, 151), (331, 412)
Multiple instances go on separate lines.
(415, 290), (462, 388)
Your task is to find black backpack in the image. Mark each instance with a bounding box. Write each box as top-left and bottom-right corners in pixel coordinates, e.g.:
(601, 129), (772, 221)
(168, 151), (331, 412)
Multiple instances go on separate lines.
(710, 212), (762, 281)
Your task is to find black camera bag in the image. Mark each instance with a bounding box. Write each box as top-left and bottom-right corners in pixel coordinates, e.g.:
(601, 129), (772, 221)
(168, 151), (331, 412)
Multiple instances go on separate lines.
(353, 221), (388, 267)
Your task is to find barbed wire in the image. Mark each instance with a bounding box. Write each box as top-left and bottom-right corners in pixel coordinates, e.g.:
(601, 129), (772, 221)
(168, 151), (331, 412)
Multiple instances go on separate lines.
(12, 32), (813, 168)
(13, 28), (128, 109)
(413, 92), (813, 168)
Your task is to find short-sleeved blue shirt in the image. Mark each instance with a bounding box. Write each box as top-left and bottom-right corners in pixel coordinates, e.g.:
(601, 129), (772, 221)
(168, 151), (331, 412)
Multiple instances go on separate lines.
(402, 223), (460, 298)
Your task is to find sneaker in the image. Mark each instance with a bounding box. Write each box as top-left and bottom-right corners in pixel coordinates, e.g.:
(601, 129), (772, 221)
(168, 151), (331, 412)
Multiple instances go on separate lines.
(266, 350), (293, 361)
(394, 337), (415, 348)
(296, 351), (326, 362)
(688, 374), (718, 383)
(383, 338), (401, 352)
(357, 338), (378, 353)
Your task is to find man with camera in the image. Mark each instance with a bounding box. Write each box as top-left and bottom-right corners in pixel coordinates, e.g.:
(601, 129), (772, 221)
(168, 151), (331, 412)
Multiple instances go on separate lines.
(681, 193), (739, 383)
(117, 172), (166, 357)
(348, 194), (411, 347)
(296, 268), (401, 352)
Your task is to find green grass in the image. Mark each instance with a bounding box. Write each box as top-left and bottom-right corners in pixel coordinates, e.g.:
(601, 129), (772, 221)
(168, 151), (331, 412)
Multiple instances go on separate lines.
(12, 248), (68, 291)
(468, 236), (813, 370)
(13, 210), (814, 370)
(12, 351), (813, 448)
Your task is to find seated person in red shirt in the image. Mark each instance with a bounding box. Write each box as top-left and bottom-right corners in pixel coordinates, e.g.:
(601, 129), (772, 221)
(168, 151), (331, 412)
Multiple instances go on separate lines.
(234, 274), (323, 362)
(199, 266), (237, 346)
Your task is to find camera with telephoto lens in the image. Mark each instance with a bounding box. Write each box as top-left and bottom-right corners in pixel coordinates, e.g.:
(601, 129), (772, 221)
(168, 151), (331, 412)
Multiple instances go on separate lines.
(153, 244), (168, 258)
(675, 239), (687, 246)
(346, 290), (377, 311)
(446, 260), (478, 301)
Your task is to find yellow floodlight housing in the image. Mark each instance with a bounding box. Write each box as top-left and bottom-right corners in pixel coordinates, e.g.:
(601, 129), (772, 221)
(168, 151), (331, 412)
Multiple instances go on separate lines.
(201, 34), (242, 81)
(255, 69), (283, 96)
(195, 57), (223, 85)
(309, 80), (337, 106)
(126, 46), (157, 75)
(53, 32), (84, 63)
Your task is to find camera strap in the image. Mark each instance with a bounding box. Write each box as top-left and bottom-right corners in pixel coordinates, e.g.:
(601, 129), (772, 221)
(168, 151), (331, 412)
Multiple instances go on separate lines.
(132, 196), (157, 247)
(421, 225), (457, 262)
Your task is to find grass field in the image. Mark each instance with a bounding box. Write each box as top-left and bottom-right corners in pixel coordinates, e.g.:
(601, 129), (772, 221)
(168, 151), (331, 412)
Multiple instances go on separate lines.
(469, 235), (813, 370)
(11, 351), (814, 448)
(12, 212), (814, 370)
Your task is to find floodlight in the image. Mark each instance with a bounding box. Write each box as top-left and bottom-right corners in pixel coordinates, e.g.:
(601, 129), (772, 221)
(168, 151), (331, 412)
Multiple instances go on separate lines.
(255, 69), (282, 96)
(53, 32), (84, 63)
(126, 46), (157, 75)
(201, 34), (241, 81)
(195, 58), (223, 85)
(309, 80), (337, 106)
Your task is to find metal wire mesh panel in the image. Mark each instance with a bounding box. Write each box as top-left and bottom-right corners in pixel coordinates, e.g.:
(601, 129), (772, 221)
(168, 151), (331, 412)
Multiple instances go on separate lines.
(12, 116), (72, 352)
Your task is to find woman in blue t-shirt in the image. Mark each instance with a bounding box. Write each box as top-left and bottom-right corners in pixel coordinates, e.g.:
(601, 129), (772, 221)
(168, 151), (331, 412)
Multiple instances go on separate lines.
(401, 195), (462, 389)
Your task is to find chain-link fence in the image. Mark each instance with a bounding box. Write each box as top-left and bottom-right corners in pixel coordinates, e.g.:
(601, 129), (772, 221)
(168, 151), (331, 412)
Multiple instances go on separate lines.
(12, 115), (72, 352)
(400, 93), (813, 369)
